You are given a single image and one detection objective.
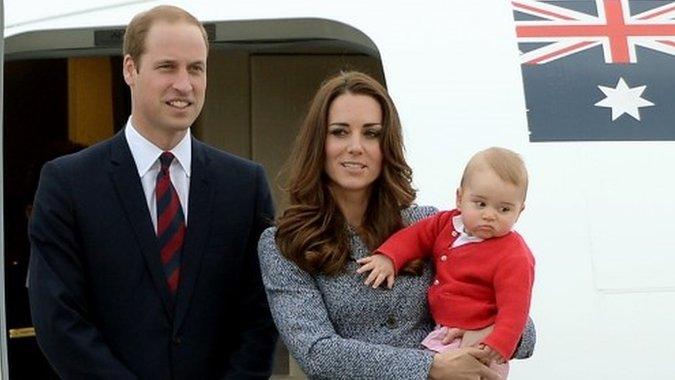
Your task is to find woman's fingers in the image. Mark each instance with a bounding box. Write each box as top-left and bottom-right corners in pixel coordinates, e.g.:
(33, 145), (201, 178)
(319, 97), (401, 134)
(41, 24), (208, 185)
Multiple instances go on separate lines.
(479, 365), (501, 380)
(471, 350), (499, 375)
(430, 348), (500, 380)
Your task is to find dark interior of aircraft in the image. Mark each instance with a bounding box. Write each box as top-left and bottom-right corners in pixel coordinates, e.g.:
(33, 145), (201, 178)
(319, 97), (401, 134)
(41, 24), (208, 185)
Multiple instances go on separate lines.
(3, 56), (131, 378)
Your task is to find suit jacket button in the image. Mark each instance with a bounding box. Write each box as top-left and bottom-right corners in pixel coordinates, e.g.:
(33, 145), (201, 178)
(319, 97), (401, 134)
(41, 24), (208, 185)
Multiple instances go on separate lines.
(173, 336), (182, 345)
(385, 316), (397, 329)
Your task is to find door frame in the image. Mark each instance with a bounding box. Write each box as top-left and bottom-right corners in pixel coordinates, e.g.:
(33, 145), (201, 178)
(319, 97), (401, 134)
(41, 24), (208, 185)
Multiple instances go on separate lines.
(0, 0), (10, 378)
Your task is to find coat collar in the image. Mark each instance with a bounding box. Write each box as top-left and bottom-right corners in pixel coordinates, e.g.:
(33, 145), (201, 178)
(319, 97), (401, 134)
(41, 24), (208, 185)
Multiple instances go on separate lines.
(109, 131), (174, 318)
(108, 132), (214, 328)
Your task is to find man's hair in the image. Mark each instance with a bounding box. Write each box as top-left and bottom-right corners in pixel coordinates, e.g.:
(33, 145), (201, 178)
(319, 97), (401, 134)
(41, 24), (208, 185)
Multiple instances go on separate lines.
(461, 147), (529, 201)
(123, 5), (209, 68)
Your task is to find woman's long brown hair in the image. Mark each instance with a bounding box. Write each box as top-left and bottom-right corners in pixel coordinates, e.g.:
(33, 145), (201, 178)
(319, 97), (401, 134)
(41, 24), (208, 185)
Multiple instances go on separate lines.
(275, 71), (420, 276)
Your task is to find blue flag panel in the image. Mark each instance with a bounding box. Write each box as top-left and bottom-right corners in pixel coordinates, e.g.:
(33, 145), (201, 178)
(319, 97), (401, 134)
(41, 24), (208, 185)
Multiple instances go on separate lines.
(512, 0), (675, 141)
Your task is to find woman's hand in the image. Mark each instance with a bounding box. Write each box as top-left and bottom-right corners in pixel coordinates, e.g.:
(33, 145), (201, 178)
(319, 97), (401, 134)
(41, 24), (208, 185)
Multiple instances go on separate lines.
(478, 344), (505, 365)
(428, 347), (500, 380)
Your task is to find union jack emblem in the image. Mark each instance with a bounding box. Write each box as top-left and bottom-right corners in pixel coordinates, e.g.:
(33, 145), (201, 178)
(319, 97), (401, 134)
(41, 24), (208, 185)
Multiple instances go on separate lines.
(513, 0), (675, 64)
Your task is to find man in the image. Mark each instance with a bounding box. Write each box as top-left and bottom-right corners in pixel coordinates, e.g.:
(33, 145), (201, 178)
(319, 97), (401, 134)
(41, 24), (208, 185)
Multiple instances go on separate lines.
(28, 5), (277, 379)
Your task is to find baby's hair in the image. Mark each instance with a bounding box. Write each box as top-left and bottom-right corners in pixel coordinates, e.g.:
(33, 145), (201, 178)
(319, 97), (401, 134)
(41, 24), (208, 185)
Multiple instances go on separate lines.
(460, 147), (529, 201)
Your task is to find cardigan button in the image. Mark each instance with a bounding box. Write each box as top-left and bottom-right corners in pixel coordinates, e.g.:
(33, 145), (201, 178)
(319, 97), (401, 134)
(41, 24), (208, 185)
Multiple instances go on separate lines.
(440, 255), (448, 262)
(451, 231), (458, 237)
(433, 279), (440, 285)
(385, 316), (398, 329)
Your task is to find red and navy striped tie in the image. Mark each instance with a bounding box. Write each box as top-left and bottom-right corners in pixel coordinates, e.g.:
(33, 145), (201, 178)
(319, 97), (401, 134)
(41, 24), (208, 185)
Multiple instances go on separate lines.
(155, 152), (185, 295)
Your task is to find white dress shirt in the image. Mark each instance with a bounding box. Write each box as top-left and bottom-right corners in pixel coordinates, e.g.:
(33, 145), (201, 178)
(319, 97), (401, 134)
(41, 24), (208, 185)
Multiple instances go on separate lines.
(124, 119), (191, 232)
(451, 214), (484, 248)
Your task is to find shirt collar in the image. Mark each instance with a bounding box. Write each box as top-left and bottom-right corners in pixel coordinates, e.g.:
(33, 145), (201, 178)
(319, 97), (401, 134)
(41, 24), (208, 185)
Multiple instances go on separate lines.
(452, 213), (484, 244)
(124, 118), (192, 177)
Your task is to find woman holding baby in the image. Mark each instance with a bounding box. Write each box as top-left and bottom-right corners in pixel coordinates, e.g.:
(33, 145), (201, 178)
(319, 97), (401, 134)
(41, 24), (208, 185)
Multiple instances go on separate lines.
(257, 71), (535, 379)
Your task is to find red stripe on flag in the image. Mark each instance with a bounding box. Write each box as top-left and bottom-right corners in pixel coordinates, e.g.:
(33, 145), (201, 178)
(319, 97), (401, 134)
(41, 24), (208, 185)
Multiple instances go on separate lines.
(603, 0), (629, 63)
(526, 41), (595, 64)
(516, 24), (675, 38)
(637, 4), (675, 20)
(512, 1), (576, 20)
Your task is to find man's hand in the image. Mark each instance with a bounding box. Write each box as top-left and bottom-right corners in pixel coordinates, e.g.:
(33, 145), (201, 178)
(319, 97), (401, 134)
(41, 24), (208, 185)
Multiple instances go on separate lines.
(356, 254), (396, 288)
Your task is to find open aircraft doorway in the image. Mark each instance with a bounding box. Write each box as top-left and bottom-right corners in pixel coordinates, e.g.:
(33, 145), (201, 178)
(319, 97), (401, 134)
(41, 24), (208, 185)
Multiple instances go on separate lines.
(3, 17), (384, 379)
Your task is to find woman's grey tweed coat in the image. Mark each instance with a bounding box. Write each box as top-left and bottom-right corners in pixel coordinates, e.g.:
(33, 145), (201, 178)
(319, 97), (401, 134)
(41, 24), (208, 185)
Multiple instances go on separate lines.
(258, 206), (535, 379)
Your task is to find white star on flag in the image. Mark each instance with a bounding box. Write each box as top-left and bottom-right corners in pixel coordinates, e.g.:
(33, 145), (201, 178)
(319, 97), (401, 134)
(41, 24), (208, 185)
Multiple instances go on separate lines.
(594, 77), (655, 122)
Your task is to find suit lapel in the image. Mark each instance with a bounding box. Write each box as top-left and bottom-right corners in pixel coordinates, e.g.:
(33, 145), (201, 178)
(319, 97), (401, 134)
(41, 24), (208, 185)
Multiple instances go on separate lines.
(108, 132), (174, 318)
(174, 138), (213, 332)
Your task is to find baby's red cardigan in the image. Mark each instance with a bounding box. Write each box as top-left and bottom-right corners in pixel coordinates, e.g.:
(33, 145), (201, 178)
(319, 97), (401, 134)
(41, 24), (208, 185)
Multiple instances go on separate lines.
(377, 209), (535, 359)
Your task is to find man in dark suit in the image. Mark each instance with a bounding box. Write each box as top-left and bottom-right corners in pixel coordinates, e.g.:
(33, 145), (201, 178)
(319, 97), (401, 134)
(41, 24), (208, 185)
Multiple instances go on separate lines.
(28, 5), (277, 379)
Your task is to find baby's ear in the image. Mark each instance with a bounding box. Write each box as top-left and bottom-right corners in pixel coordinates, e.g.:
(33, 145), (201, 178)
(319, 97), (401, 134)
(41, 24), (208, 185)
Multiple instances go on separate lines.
(455, 187), (463, 208)
(520, 203), (526, 214)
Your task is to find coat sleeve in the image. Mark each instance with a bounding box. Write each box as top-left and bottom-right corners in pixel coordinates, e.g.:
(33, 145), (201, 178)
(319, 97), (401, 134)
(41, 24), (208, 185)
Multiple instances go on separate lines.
(224, 164), (278, 379)
(513, 316), (536, 359)
(258, 228), (434, 380)
(28, 161), (137, 379)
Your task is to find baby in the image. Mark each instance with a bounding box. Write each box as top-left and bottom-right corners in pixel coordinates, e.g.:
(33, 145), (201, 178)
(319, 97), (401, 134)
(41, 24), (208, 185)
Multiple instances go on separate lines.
(358, 147), (535, 378)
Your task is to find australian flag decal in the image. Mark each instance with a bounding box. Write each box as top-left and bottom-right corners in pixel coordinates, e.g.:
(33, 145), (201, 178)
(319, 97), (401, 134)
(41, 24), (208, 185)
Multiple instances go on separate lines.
(512, 0), (675, 141)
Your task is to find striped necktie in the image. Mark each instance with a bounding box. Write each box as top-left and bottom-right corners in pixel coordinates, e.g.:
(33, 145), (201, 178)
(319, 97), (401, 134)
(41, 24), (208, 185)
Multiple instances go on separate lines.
(155, 152), (185, 295)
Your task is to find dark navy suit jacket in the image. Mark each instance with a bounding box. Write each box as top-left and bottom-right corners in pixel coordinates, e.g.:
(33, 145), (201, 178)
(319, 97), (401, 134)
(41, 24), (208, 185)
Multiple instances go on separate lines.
(28, 131), (277, 379)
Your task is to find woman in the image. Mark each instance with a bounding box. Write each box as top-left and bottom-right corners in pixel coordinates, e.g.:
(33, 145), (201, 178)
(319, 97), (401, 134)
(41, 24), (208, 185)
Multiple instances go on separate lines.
(258, 71), (535, 379)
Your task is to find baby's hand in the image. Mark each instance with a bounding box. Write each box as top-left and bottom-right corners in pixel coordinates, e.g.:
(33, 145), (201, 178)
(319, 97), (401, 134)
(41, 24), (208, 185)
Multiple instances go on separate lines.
(356, 254), (396, 289)
(460, 325), (494, 348)
(441, 327), (466, 344)
(478, 344), (506, 365)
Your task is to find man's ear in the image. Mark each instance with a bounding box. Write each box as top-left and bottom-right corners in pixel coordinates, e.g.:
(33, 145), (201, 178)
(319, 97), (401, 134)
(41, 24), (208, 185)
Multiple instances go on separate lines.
(122, 54), (137, 86)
